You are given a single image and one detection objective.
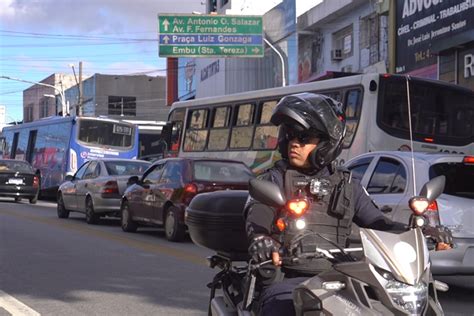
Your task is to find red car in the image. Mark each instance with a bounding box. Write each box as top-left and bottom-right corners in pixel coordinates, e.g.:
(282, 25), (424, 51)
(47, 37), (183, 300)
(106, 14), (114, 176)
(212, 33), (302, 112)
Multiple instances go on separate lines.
(120, 157), (255, 242)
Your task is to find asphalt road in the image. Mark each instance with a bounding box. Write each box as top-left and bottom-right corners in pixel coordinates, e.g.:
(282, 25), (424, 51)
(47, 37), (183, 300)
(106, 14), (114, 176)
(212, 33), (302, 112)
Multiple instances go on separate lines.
(0, 199), (472, 315)
(0, 198), (214, 315)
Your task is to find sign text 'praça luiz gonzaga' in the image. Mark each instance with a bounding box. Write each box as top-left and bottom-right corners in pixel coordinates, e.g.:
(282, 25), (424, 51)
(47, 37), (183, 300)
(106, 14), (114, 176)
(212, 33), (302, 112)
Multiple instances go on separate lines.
(158, 14), (264, 58)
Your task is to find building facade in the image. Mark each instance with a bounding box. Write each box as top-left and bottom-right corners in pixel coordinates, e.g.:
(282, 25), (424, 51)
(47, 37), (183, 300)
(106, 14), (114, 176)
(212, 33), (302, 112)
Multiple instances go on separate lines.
(167, 0), (471, 108)
(23, 73), (76, 122)
(298, 0), (388, 82)
(187, 0), (296, 99)
(64, 74), (168, 121)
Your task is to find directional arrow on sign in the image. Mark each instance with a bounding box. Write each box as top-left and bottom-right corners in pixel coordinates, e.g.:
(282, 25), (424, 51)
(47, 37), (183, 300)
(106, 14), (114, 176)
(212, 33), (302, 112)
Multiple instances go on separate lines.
(162, 19), (170, 32)
(163, 35), (170, 44)
(252, 47), (260, 54)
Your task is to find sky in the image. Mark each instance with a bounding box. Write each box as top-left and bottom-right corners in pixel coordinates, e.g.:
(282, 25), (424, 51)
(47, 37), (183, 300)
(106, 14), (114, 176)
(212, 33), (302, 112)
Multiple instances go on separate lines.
(0, 0), (207, 122)
(0, 0), (321, 122)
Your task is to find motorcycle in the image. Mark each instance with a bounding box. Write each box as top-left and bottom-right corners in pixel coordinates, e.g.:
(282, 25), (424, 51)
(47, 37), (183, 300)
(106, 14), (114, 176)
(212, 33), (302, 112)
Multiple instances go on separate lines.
(185, 176), (449, 315)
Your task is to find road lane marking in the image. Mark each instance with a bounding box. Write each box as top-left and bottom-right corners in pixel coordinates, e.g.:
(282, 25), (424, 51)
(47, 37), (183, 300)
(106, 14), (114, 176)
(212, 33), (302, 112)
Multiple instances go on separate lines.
(0, 208), (208, 266)
(0, 290), (40, 316)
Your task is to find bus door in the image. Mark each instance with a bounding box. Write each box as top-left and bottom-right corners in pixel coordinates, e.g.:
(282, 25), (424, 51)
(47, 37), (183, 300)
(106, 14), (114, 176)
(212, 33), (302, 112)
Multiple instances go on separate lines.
(0, 136), (5, 159)
(26, 130), (37, 164)
(10, 132), (19, 159)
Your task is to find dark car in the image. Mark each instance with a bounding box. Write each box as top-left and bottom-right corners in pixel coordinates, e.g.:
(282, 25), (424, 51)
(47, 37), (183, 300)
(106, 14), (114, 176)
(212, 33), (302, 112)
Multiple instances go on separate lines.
(0, 159), (39, 204)
(120, 157), (255, 242)
(57, 158), (151, 224)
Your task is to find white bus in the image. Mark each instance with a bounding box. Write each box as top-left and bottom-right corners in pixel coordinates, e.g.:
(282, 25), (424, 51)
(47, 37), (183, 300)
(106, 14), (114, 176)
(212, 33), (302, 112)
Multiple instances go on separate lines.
(163, 73), (474, 173)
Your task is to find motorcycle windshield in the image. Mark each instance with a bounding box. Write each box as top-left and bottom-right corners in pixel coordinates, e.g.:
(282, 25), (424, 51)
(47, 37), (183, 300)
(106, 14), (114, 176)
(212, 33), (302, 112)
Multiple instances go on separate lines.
(359, 228), (429, 285)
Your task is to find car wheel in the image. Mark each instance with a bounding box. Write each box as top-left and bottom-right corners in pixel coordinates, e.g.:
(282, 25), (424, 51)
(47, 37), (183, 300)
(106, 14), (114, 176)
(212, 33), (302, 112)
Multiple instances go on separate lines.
(164, 206), (185, 242)
(57, 193), (70, 219)
(121, 201), (137, 233)
(14, 197), (21, 202)
(85, 197), (99, 225)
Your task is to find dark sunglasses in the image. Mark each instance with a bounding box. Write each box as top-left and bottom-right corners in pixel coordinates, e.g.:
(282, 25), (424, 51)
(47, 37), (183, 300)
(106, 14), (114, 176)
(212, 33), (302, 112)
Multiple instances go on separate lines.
(285, 130), (319, 143)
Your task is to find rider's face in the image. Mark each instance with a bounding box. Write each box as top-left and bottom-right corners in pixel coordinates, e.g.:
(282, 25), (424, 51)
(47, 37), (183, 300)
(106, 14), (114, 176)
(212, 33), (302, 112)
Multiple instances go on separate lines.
(286, 131), (320, 169)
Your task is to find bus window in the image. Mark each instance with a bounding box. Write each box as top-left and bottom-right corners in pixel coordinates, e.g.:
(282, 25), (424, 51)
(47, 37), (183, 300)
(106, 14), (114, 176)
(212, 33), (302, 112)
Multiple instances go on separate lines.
(230, 103), (255, 149)
(345, 89), (362, 119)
(184, 108), (209, 151)
(167, 108), (185, 153)
(208, 106), (230, 151)
(378, 76), (474, 146)
(78, 119), (133, 148)
(342, 89), (362, 148)
(253, 101), (278, 150)
(15, 130), (28, 161)
(323, 91), (342, 103)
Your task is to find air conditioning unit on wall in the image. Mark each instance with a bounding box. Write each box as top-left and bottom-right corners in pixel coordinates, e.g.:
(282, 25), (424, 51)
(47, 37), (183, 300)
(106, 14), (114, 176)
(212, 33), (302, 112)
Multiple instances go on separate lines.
(331, 49), (343, 61)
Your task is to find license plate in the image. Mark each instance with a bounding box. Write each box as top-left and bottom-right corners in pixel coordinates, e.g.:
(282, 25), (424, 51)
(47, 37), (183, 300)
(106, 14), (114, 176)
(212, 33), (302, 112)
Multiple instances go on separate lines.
(8, 178), (24, 185)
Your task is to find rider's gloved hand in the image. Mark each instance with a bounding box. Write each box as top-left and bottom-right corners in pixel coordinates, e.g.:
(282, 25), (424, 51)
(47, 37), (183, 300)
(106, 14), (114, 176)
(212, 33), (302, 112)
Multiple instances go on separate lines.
(249, 235), (280, 263)
(423, 226), (453, 250)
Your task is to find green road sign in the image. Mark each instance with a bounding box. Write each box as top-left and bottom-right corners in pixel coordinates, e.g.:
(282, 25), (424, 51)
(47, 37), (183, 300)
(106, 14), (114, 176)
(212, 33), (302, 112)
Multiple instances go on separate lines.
(158, 14), (263, 58)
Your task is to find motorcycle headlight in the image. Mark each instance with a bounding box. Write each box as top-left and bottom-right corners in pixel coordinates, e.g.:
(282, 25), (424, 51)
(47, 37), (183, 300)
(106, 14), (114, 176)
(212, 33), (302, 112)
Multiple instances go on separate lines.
(385, 280), (428, 315)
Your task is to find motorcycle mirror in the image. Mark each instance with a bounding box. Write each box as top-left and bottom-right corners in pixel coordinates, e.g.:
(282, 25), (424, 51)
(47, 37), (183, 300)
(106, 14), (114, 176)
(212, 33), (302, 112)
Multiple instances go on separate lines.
(419, 175), (445, 203)
(249, 179), (286, 208)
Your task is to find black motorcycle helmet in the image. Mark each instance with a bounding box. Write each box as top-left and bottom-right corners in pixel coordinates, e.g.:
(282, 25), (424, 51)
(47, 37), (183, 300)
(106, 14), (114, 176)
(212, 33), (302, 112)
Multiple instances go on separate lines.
(270, 92), (346, 170)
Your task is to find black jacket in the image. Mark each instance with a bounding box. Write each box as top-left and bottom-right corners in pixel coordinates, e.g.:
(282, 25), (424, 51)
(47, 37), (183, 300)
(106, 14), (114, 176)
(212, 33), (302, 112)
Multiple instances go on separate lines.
(245, 160), (406, 241)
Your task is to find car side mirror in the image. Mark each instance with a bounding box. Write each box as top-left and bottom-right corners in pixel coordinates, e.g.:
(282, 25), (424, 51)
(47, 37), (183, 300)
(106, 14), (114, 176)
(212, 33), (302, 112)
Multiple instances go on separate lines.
(127, 175), (139, 186)
(65, 174), (74, 181)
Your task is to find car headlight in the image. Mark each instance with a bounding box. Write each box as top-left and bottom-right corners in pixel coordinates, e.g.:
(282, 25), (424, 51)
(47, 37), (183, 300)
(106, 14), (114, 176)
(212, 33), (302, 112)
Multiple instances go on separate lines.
(385, 280), (428, 315)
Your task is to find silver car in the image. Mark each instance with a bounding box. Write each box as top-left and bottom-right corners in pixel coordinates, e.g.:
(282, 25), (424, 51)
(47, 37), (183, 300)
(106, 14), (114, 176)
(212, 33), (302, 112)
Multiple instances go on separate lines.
(57, 158), (151, 224)
(345, 151), (474, 285)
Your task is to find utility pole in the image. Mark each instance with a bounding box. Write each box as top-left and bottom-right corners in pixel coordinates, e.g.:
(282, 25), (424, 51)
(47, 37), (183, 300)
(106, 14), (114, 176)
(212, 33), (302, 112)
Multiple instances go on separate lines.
(78, 61), (83, 116)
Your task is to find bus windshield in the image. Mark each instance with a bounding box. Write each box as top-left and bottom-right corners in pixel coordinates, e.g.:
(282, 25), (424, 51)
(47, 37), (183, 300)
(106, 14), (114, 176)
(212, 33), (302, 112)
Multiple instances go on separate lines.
(77, 119), (133, 148)
(378, 76), (474, 146)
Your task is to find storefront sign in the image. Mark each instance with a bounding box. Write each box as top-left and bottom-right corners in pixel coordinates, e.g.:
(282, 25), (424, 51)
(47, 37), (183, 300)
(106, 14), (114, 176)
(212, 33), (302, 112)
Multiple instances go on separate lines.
(395, 0), (474, 73)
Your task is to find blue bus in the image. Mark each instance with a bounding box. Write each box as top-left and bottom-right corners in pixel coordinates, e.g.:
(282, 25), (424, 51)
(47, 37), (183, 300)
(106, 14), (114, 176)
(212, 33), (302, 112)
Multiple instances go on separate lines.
(0, 116), (139, 196)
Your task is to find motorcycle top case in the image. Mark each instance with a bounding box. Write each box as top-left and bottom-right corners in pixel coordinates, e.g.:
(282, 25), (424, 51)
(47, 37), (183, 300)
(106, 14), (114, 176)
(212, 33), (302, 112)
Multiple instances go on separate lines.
(185, 190), (249, 260)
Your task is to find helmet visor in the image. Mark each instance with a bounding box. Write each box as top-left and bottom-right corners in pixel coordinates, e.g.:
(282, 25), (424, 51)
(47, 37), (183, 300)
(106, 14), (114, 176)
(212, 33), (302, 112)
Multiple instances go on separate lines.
(284, 128), (322, 144)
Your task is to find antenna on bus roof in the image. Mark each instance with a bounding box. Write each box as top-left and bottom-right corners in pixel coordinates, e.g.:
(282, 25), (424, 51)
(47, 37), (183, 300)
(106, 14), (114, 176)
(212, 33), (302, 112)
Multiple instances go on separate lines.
(406, 75), (417, 196)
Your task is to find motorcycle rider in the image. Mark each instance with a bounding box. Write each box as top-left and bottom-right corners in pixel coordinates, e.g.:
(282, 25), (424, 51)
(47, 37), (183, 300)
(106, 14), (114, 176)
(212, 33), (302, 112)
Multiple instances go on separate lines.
(244, 92), (408, 316)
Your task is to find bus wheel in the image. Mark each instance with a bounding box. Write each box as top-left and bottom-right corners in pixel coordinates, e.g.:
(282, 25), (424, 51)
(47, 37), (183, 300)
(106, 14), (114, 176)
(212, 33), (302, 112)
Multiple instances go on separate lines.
(121, 201), (137, 233)
(85, 197), (99, 225)
(29, 196), (37, 204)
(29, 191), (39, 204)
(57, 193), (70, 219)
(164, 206), (185, 242)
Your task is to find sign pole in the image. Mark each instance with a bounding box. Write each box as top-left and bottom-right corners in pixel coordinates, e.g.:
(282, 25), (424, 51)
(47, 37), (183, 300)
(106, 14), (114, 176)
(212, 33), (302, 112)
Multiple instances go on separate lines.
(263, 38), (286, 87)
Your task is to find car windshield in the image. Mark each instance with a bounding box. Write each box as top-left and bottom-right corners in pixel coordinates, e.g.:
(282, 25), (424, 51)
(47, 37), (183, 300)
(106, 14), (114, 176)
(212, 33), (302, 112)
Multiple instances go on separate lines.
(105, 161), (150, 176)
(193, 161), (254, 183)
(0, 160), (34, 173)
(430, 162), (474, 199)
